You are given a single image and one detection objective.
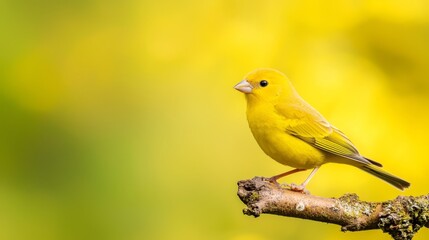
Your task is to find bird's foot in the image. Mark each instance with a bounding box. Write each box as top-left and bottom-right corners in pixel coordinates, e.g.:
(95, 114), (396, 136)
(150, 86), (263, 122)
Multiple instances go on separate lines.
(266, 177), (290, 189)
(288, 183), (310, 194)
(266, 177), (281, 186)
(266, 178), (310, 194)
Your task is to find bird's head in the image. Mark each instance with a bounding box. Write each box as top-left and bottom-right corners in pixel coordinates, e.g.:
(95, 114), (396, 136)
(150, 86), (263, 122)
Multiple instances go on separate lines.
(234, 68), (295, 102)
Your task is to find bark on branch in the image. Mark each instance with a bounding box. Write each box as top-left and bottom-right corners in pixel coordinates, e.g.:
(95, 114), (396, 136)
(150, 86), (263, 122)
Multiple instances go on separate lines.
(237, 177), (429, 240)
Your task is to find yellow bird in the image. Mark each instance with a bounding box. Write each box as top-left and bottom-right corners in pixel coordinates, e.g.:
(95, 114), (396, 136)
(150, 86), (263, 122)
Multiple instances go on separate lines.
(234, 68), (410, 191)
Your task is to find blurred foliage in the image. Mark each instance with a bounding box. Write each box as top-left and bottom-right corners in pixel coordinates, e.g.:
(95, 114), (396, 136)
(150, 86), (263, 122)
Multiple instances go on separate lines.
(0, 0), (429, 239)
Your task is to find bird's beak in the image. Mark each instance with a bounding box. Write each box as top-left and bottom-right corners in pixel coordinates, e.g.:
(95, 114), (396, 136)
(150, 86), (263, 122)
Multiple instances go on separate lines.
(234, 80), (253, 94)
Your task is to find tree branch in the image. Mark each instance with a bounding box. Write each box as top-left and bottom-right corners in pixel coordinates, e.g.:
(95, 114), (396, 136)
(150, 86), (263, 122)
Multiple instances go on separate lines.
(237, 177), (429, 240)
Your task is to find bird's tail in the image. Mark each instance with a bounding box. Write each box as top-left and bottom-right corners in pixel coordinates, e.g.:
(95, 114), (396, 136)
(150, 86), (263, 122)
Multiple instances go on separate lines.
(359, 164), (410, 190)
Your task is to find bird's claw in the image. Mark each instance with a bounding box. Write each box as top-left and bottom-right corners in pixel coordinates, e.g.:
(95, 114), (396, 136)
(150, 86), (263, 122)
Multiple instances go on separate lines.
(266, 177), (289, 189)
(265, 178), (310, 194)
(267, 177), (280, 185)
(289, 183), (310, 194)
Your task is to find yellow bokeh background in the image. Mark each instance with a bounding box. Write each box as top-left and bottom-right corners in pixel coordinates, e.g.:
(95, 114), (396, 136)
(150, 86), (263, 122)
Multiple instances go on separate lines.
(1, 1), (429, 239)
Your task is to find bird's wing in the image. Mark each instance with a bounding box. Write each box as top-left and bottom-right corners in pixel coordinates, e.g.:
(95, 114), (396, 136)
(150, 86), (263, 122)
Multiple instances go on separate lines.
(275, 102), (381, 167)
(275, 101), (333, 138)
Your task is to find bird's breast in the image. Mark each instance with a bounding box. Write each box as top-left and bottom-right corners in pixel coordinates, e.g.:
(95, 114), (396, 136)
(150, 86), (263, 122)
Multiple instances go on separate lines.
(246, 104), (325, 169)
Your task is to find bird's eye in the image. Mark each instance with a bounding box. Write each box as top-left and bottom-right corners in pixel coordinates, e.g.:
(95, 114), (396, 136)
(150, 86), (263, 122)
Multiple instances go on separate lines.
(259, 80), (268, 87)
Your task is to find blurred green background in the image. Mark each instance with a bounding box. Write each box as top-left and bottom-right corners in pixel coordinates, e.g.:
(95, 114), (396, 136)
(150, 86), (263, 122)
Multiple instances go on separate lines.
(1, 0), (429, 239)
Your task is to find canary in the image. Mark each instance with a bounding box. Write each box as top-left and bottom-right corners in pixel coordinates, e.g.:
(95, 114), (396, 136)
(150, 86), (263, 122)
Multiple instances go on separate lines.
(234, 68), (410, 191)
